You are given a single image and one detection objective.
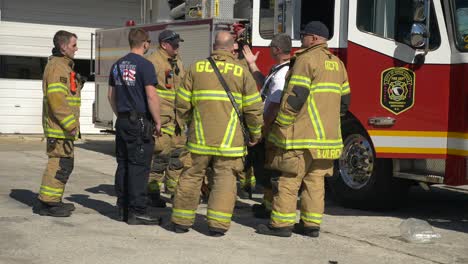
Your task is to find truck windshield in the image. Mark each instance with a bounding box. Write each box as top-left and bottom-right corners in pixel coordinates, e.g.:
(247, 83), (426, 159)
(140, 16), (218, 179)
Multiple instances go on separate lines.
(453, 0), (468, 52)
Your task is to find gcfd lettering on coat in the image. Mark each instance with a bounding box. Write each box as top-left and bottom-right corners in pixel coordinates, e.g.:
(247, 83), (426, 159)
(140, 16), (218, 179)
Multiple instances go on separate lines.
(196, 61), (243, 77)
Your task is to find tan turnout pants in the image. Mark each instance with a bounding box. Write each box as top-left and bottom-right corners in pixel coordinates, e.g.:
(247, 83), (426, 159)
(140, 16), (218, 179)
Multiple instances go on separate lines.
(38, 138), (75, 204)
(171, 152), (243, 231)
(149, 133), (186, 195)
(268, 148), (333, 228)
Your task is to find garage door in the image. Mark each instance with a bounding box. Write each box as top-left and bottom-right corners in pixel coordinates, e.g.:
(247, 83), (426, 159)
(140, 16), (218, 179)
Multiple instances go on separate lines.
(0, 0), (140, 134)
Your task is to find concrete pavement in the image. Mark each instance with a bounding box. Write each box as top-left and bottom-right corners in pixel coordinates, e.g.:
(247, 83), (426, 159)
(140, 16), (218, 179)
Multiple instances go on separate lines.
(0, 135), (467, 264)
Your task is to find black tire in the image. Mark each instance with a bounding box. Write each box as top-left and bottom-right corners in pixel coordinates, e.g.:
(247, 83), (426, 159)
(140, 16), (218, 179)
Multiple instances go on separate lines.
(326, 121), (410, 210)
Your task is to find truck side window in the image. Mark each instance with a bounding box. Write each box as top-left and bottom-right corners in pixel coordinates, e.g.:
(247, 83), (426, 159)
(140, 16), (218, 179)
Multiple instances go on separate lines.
(259, 0), (334, 40)
(452, 0), (468, 52)
(357, 0), (441, 50)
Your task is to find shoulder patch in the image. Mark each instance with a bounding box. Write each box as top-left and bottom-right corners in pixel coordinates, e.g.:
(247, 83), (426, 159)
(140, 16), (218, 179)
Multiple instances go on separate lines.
(60, 77), (68, 84)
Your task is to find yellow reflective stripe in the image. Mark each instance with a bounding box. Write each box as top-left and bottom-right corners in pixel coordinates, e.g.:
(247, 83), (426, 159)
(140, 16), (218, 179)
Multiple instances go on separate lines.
(311, 82), (342, 94)
(157, 88), (176, 100)
(247, 124), (262, 135)
(221, 109), (238, 147)
(276, 112), (295, 126)
(207, 209), (232, 223)
(192, 90), (242, 105)
(187, 142), (246, 157)
(177, 87), (192, 102)
(66, 97), (81, 106)
(172, 208), (196, 220)
(39, 190), (62, 197)
(60, 114), (76, 129)
(267, 133), (343, 149)
(47, 83), (68, 94)
(44, 128), (76, 140)
(342, 82), (350, 95)
(271, 210), (296, 223)
(309, 96), (325, 139)
(307, 102), (322, 139)
(193, 108), (205, 145)
(41, 185), (64, 193)
(290, 75), (311, 88)
(300, 212), (323, 224)
(166, 178), (178, 188)
(240, 176), (256, 187)
(161, 126), (175, 136)
(39, 185), (64, 197)
(243, 93), (261, 107)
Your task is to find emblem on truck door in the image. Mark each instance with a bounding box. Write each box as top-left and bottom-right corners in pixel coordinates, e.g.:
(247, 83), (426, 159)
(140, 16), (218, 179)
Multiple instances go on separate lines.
(380, 67), (415, 115)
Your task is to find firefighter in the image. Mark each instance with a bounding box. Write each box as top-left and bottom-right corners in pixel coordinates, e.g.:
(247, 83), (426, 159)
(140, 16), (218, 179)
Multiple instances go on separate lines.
(108, 28), (163, 225)
(257, 21), (351, 237)
(242, 33), (292, 218)
(34, 30), (82, 217)
(146, 29), (186, 206)
(171, 31), (263, 236)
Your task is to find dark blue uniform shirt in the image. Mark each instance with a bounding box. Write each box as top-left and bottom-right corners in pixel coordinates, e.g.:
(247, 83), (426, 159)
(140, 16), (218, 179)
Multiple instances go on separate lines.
(109, 53), (157, 113)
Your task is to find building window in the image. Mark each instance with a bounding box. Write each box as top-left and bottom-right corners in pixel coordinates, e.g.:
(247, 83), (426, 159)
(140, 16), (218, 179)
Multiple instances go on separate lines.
(0, 55), (95, 81)
(356, 0), (441, 49)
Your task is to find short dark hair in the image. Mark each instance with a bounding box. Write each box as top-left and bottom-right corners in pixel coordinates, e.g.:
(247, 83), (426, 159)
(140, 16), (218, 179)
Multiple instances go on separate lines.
(53, 30), (77, 49)
(270, 33), (291, 54)
(128, 28), (150, 48)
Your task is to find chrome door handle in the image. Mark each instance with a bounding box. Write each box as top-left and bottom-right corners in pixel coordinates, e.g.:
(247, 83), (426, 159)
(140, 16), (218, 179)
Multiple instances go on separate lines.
(368, 117), (396, 126)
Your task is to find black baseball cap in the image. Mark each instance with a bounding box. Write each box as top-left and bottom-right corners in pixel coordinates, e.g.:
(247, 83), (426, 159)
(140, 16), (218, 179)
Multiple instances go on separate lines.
(158, 30), (184, 44)
(301, 21), (330, 39)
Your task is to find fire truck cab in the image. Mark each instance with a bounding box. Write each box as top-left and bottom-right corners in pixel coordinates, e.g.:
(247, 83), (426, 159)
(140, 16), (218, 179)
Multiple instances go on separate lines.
(94, 0), (468, 209)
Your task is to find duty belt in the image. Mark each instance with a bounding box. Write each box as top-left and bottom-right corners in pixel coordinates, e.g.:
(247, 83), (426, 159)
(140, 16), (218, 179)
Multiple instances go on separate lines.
(117, 112), (151, 119)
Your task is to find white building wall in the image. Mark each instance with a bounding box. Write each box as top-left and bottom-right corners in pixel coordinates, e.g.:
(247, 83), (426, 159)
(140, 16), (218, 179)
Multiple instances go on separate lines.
(0, 0), (141, 134)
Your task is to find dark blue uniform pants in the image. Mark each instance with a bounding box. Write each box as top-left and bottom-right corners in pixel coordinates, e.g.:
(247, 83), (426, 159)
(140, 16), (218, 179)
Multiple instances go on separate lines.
(114, 116), (154, 214)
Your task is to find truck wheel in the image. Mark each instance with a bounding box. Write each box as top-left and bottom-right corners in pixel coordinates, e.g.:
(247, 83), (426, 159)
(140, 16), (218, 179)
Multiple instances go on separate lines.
(326, 123), (410, 210)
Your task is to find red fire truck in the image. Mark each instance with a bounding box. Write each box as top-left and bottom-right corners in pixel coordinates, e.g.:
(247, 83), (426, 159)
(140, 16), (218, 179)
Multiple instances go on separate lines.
(94, 0), (468, 209)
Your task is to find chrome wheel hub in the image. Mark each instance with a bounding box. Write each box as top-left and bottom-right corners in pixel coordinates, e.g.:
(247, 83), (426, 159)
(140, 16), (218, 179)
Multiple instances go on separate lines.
(339, 134), (374, 190)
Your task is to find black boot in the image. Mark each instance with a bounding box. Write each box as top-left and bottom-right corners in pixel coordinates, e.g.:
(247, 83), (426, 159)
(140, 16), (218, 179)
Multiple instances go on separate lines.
(293, 221), (320, 237)
(252, 203), (271, 219)
(208, 227), (226, 237)
(58, 201), (75, 211)
(256, 224), (292, 237)
(33, 201), (72, 217)
(172, 223), (190, 233)
(148, 193), (167, 208)
(127, 211), (161, 225)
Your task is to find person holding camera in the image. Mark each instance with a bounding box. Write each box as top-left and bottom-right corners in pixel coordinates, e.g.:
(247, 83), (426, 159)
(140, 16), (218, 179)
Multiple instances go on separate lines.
(108, 28), (162, 225)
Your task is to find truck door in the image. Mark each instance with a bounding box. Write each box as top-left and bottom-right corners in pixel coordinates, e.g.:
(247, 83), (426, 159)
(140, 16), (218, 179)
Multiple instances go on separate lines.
(346, 0), (451, 159)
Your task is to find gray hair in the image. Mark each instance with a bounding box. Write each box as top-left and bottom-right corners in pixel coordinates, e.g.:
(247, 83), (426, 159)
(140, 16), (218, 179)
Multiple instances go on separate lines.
(270, 33), (291, 54)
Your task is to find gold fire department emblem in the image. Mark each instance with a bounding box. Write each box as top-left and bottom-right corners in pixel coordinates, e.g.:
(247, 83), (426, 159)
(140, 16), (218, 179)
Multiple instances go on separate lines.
(381, 67), (415, 115)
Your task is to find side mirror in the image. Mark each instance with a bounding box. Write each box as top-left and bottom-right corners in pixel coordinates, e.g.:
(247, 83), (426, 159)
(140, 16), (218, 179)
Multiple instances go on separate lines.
(410, 23), (427, 48)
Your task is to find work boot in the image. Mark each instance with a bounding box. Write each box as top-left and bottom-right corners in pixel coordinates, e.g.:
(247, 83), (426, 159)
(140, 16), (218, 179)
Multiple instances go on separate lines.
(117, 206), (127, 222)
(237, 186), (252, 199)
(293, 221), (320, 237)
(251, 203), (271, 219)
(127, 211), (161, 225)
(148, 193), (167, 208)
(33, 201), (72, 217)
(172, 223), (190, 233)
(58, 201), (75, 211)
(208, 227), (226, 237)
(256, 224), (292, 237)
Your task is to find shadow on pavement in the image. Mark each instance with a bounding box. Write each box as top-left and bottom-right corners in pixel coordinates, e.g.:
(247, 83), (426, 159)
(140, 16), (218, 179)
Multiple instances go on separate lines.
(75, 139), (115, 157)
(85, 184), (116, 197)
(9, 189), (38, 208)
(66, 194), (120, 221)
(325, 186), (468, 234)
